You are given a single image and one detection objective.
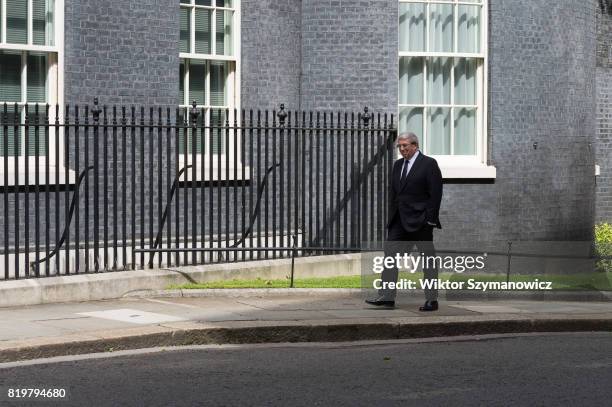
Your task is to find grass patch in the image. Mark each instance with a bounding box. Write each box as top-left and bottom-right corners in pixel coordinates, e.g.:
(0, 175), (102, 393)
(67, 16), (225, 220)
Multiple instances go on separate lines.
(170, 272), (612, 291)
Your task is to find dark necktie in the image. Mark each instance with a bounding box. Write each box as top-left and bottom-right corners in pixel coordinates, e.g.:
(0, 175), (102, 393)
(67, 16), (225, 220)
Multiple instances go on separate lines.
(401, 159), (410, 182)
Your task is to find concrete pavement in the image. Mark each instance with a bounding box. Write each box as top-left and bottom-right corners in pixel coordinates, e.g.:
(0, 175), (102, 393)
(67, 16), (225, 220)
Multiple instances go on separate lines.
(1, 289), (611, 363)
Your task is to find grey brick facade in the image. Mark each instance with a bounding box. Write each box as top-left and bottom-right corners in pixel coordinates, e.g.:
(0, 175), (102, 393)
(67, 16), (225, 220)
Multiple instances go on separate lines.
(299, 0), (397, 113)
(478, 0), (597, 242)
(64, 0), (180, 107)
(248, 0), (599, 244)
(596, 4), (612, 223)
(1, 0), (610, 278)
(242, 0), (601, 244)
(240, 0), (302, 111)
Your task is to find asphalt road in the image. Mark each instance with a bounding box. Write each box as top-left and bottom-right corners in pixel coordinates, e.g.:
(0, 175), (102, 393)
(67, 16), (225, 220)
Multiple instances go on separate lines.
(1, 333), (611, 406)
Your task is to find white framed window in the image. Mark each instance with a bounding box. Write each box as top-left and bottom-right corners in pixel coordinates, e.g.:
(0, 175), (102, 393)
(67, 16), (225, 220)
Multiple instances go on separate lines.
(398, 0), (495, 178)
(0, 0), (67, 185)
(179, 0), (244, 181)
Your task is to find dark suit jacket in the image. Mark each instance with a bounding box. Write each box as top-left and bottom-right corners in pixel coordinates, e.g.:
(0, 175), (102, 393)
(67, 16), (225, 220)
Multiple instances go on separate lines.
(387, 152), (443, 232)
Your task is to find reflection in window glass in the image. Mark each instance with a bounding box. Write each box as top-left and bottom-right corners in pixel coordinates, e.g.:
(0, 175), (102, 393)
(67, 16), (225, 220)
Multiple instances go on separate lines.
(0, 51), (22, 103)
(427, 58), (452, 105)
(427, 107), (451, 155)
(0, 106), (21, 157)
(210, 62), (226, 107)
(399, 57), (423, 105)
(429, 3), (453, 52)
(454, 58), (477, 106)
(27, 54), (48, 103)
(458, 5), (480, 53)
(195, 9), (212, 54)
(454, 108), (477, 155)
(6, 0), (28, 44)
(399, 108), (423, 141)
(189, 60), (206, 106)
(180, 7), (190, 53)
(216, 10), (233, 56)
(33, 0), (55, 46)
(399, 2), (426, 52)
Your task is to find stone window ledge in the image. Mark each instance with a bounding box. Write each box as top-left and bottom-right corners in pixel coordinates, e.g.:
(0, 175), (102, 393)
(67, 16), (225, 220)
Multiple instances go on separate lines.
(0, 168), (77, 188)
(439, 163), (497, 179)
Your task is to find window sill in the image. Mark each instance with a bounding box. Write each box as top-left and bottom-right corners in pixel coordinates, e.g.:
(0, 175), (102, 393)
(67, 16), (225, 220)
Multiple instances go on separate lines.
(439, 163), (497, 179)
(178, 165), (252, 183)
(0, 168), (77, 188)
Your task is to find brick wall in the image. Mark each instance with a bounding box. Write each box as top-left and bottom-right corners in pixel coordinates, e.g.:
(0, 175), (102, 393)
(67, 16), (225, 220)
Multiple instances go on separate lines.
(284, 0), (598, 244)
(596, 4), (612, 223)
(471, 0), (598, 243)
(64, 0), (180, 107)
(241, 0), (302, 111)
(299, 0), (397, 113)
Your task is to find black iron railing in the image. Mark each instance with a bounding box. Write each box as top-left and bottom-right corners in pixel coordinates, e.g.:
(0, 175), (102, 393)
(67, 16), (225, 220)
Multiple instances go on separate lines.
(0, 99), (397, 279)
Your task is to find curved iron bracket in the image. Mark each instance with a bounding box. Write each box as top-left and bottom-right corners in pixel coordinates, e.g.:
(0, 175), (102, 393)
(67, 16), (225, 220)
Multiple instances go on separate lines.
(147, 164), (192, 269)
(30, 165), (95, 273)
(230, 162), (281, 248)
(147, 162), (281, 268)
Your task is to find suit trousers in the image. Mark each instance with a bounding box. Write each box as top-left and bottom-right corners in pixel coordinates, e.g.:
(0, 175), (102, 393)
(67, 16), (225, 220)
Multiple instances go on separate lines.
(379, 215), (438, 301)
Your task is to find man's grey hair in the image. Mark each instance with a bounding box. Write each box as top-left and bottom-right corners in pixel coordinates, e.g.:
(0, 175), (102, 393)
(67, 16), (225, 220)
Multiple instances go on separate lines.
(397, 132), (419, 147)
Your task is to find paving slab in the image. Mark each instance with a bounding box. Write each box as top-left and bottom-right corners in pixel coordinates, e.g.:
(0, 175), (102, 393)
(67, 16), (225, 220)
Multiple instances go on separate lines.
(452, 305), (530, 314)
(33, 316), (138, 332)
(0, 321), (74, 341)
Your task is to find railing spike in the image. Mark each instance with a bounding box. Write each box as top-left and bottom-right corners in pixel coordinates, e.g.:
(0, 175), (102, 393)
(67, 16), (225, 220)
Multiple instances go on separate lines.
(277, 104), (287, 127)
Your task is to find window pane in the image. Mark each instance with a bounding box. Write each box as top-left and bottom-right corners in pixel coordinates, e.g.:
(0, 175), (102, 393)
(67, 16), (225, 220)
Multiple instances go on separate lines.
(177, 111), (189, 155)
(180, 7), (190, 53)
(454, 108), (477, 155)
(210, 61), (226, 106)
(195, 0), (211, 5)
(454, 58), (477, 105)
(26, 111), (47, 156)
(178, 111), (204, 155)
(193, 125), (204, 154)
(217, 0), (232, 7)
(27, 54), (47, 103)
(429, 3), (453, 52)
(188, 60), (206, 106)
(0, 51), (22, 103)
(215, 10), (233, 56)
(210, 108), (225, 154)
(7, 0), (28, 44)
(458, 5), (480, 53)
(399, 107), (423, 139)
(179, 61), (185, 105)
(195, 9), (212, 54)
(427, 57), (451, 105)
(33, 0), (54, 46)
(399, 2), (426, 52)
(399, 57), (423, 105)
(427, 107), (450, 155)
(0, 105), (21, 156)
(47, 0), (55, 46)
(180, 0), (192, 4)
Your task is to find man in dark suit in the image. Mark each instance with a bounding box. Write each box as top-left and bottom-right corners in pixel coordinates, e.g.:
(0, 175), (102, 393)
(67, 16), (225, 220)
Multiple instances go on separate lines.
(366, 132), (443, 311)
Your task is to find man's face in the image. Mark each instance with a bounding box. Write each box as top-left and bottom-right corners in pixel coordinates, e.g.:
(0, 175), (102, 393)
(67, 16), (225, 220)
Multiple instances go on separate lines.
(397, 139), (418, 160)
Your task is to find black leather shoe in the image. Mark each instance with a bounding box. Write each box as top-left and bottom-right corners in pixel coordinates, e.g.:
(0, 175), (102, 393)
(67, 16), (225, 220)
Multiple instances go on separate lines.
(419, 300), (439, 311)
(365, 298), (395, 307)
